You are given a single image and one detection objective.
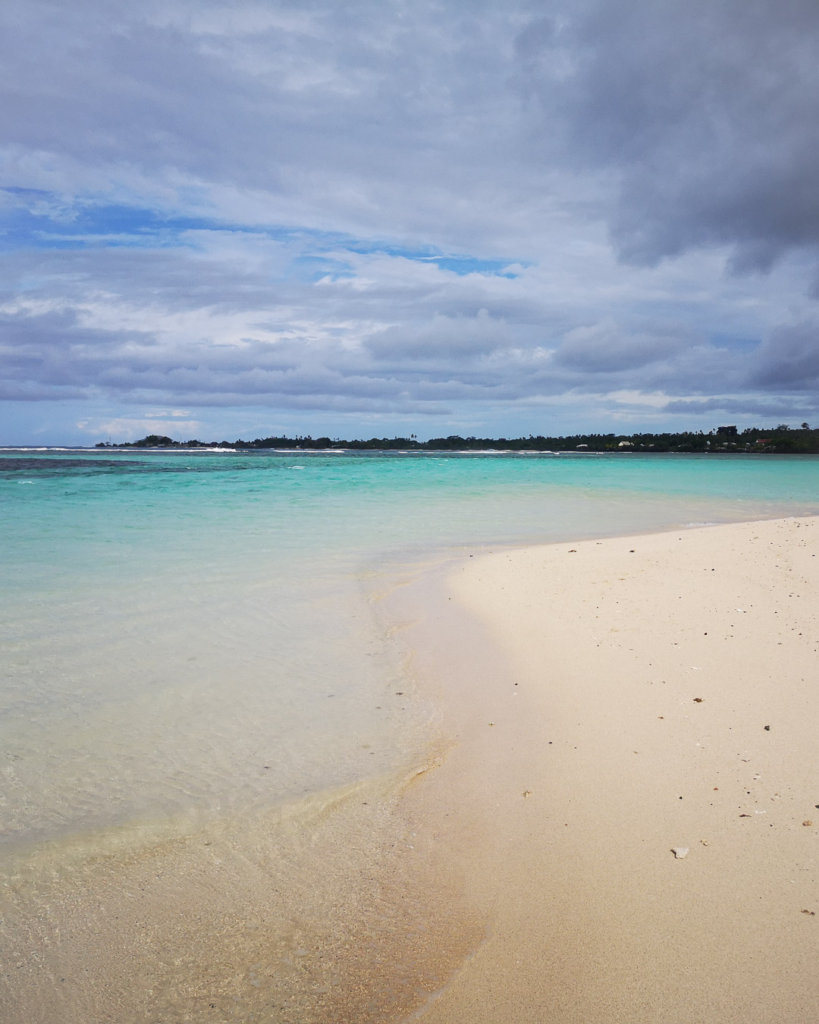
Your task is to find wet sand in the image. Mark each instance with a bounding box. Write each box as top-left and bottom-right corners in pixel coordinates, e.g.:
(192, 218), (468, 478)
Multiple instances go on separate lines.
(397, 517), (819, 1023)
(0, 770), (485, 1024)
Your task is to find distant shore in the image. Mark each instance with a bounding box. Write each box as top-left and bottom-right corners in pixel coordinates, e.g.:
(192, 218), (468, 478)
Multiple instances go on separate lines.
(97, 424), (819, 454)
(395, 516), (819, 1023)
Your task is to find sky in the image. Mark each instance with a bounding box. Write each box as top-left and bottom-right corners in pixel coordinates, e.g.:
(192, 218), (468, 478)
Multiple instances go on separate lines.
(2, 0), (819, 445)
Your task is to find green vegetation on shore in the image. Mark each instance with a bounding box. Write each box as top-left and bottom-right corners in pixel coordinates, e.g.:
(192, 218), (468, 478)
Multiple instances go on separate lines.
(99, 424), (819, 453)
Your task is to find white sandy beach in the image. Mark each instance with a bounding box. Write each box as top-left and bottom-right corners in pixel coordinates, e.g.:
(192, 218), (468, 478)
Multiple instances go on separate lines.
(396, 516), (819, 1023)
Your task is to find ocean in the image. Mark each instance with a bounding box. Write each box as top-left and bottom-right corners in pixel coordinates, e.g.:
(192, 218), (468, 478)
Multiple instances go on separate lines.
(1, 448), (817, 1022)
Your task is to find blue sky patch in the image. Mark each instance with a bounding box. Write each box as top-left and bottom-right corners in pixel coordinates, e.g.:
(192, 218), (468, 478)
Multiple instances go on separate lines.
(0, 190), (518, 278)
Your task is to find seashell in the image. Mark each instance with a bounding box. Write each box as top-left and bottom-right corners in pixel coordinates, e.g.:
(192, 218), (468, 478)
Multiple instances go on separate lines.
(671, 847), (689, 859)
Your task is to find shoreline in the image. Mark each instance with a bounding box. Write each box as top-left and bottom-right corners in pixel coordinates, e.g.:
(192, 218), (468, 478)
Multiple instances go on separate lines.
(391, 516), (819, 1023)
(2, 515), (817, 1022)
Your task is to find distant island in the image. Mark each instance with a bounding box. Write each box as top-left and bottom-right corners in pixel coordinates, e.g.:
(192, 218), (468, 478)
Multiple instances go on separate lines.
(98, 424), (819, 454)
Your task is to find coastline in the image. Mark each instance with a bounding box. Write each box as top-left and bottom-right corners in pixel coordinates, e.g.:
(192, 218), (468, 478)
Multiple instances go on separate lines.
(391, 516), (819, 1023)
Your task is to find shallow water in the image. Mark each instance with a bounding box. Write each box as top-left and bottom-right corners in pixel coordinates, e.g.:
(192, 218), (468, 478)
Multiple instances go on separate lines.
(1, 448), (817, 1020)
(2, 448), (817, 852)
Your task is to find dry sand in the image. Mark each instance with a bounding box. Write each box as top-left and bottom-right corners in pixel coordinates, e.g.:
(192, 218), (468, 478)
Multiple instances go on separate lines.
(396, 516), (819, 1023)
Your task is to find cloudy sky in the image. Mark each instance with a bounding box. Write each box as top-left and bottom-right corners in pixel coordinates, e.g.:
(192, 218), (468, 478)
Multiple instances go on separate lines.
(2, 0), (819, 444)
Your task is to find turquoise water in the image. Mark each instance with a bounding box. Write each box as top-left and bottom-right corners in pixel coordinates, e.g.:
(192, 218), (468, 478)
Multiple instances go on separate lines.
(1, 448), (817, 1021)
(1, 448), (818, 857)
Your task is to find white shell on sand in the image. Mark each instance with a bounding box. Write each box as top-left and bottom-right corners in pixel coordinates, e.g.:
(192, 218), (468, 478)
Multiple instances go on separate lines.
(671, 847), (689, 859)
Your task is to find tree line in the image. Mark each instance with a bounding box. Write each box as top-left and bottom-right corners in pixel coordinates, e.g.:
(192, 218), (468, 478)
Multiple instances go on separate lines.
(99, 424), (819, 453)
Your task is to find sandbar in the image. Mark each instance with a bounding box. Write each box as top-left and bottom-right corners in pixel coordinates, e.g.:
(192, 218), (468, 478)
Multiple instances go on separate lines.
(397, 516), (819, 1023)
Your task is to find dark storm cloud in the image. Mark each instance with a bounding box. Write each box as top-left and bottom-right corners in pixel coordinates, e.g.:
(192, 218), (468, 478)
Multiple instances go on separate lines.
(664, 396), (816, 421)
(748, 322), (819, 389)
(554, 322), (691, 373)
(0, 306), (156, 390)
(364, 310), (520, 362)
(516, 0), (819, 271)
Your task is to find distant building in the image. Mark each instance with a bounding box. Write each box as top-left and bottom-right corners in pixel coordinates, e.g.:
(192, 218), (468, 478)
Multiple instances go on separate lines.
(717, 425), (738, 436)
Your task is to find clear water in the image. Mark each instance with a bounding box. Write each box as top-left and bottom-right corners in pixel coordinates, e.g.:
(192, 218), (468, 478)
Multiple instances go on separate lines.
(1, 448), (818, 1021)
(1, 449), (818, 858)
